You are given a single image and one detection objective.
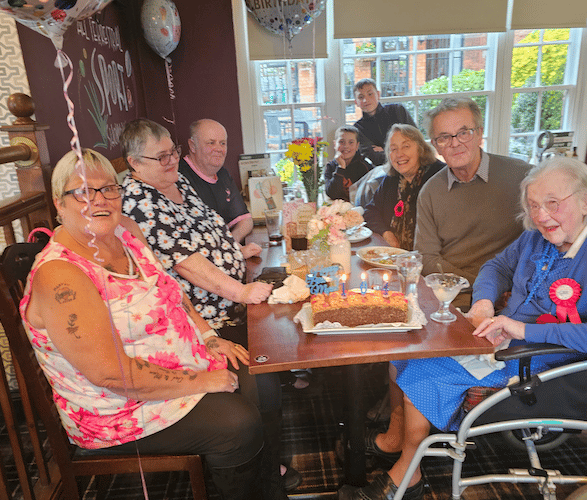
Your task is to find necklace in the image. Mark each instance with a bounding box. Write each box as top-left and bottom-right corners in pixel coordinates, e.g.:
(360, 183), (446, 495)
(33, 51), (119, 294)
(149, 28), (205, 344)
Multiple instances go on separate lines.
(121, 247), (140, 279)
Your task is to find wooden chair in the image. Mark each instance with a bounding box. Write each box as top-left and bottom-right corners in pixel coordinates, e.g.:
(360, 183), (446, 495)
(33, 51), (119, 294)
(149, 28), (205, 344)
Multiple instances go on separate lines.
(0, 242), (208, 500)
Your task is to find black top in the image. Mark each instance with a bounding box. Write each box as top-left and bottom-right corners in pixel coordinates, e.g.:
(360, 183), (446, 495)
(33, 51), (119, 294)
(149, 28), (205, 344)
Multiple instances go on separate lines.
(179, 158), (249, 228)
(324, 152), (373, 201)
(354, 103), (416, 166)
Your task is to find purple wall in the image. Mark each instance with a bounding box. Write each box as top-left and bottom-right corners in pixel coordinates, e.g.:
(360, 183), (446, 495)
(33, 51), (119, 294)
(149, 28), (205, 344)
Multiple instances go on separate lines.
(16, 0), (245, 186)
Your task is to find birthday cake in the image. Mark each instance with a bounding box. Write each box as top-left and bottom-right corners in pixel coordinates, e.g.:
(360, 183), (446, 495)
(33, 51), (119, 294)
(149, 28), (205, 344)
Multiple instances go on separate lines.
(310, 290), (408, 328)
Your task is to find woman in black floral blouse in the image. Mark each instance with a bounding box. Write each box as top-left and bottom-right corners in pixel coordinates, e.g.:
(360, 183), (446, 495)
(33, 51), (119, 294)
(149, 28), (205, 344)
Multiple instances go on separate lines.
(364, 124), (445, 250)
(119, 118), (292, 500)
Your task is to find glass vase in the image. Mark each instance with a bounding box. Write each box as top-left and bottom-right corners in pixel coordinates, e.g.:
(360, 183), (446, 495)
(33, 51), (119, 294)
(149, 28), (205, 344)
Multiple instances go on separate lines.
(329, 237), (351, 274)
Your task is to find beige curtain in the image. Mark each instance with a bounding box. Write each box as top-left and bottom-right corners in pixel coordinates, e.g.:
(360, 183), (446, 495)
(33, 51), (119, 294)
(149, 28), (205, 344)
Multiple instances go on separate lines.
(510, 0), (587, 29)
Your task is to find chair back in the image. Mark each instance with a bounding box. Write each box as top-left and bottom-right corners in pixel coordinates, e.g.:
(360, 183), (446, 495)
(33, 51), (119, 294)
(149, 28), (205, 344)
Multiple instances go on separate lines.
(0, 241), (83, 497)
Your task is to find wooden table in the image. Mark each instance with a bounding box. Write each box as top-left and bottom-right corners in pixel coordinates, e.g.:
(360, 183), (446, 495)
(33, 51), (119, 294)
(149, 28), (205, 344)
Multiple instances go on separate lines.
(245, 227), (494, 486)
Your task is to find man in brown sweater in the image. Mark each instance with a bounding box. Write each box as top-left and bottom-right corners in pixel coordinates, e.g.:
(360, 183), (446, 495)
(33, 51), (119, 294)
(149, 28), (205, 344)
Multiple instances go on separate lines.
(414, 97), (531, 309)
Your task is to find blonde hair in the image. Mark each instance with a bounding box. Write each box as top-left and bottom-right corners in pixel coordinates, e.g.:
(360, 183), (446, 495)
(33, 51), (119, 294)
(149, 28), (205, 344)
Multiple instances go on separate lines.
(52, 148), (117, 200)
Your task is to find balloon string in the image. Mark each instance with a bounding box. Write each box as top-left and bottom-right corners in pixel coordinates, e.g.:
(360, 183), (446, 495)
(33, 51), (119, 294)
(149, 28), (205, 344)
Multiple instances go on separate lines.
(163, 58), (179, 144)
(56, 48), (150, 500)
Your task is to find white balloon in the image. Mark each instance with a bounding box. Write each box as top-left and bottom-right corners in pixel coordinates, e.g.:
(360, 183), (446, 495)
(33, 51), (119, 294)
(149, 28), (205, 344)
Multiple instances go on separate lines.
(245, 0), (326, 42)
(141, 0), (181, 60)
(0, 0), (113, 50)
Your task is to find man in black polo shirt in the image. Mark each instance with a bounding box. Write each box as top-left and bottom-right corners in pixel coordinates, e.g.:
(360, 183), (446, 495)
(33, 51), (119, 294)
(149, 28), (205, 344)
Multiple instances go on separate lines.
(179, 119), (253, 242)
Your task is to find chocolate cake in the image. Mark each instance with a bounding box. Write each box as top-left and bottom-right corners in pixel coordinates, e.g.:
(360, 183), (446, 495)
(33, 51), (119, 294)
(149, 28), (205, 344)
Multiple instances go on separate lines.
(310, 290), (408, 327)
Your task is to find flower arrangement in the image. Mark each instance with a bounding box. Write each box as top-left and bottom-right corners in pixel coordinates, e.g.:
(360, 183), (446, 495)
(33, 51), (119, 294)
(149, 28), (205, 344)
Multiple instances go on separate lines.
(275, 158), (295, 185)
(307, 200), (364, 251)
(285, 137), (329, 204)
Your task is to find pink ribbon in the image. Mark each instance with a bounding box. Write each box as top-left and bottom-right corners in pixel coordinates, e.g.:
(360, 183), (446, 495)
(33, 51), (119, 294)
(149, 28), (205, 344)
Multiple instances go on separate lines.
(549, 278), (582, 324)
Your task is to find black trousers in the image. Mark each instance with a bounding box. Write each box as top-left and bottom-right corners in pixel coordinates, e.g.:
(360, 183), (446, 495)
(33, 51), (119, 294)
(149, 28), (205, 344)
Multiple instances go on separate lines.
(94, 392), (263, 468)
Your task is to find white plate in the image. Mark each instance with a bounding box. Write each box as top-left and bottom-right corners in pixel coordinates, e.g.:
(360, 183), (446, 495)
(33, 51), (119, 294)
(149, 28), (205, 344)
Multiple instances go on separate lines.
(294, 302), (423, 335)
(347, 226), (373, 243)
(357, 246), (407, 268)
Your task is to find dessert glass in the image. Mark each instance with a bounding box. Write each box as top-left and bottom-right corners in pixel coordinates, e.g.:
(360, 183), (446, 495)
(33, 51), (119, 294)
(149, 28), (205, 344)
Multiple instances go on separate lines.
(424, 273), (470, 323)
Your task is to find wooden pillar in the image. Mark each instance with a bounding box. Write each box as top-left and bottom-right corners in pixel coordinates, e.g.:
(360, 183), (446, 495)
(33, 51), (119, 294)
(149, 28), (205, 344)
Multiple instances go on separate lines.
(0, 93), (55, 238)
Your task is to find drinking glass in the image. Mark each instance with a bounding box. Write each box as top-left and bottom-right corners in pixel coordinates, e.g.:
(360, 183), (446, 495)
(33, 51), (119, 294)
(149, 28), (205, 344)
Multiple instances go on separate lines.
(394, 252), (423, 297)
(367, 268), (400, 291)
(264, 209), (283, 245)
(424, 273), (470, 323)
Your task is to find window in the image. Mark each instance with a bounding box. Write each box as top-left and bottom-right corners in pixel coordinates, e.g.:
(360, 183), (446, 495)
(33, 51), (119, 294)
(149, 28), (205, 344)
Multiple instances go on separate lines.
(340, 34), (494, 134)
(256, 59), (325, 163)
(509, 29), (579, 161)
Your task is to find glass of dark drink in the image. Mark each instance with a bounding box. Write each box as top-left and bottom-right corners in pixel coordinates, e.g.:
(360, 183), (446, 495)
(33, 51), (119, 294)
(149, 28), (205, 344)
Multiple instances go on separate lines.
(291, 234), (308, 250)
(264, 209), (283, 245)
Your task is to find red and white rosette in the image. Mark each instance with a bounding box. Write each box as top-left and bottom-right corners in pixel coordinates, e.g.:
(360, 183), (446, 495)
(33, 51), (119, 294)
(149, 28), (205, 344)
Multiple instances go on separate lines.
(549, 278), (582, 324)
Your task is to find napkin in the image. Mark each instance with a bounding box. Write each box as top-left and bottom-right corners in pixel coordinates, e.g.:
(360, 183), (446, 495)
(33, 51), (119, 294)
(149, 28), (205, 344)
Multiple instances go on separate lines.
(451, 339), (511, 380)
(268, 275), (310, 304)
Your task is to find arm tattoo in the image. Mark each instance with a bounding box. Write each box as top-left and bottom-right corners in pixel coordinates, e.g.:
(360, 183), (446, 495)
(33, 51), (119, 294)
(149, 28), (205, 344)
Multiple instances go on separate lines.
(181, 296), (195, 315)
(133, 358), (197, 383)
(66, 314), (81, 339)
(54, 283), (76, 304)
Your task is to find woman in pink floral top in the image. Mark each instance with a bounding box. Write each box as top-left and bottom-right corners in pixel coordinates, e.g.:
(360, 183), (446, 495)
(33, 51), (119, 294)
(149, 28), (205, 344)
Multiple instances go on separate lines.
(20, 149), (263, 500)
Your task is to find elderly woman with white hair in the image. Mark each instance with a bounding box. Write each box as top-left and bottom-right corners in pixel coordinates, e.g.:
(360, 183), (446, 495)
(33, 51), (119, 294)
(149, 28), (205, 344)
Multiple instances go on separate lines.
(340, 156), (587, 500)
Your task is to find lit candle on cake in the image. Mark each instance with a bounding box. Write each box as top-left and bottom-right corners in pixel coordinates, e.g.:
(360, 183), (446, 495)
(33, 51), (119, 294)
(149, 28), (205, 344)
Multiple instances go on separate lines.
(341, 274), (347, 297)
(383, 274), (389, 296)
(360, 272), (367, 295)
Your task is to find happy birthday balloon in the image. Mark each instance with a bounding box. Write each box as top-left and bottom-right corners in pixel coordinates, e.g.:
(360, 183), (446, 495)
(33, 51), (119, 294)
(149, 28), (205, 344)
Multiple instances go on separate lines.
(245, 0), (325, 43)
(141, 0), (181, 60)
(0, 0), (113, 49)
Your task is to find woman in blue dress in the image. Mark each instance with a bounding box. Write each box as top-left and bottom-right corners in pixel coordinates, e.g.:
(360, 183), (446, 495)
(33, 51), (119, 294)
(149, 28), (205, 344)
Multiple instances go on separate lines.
(339, 156), (587, 500)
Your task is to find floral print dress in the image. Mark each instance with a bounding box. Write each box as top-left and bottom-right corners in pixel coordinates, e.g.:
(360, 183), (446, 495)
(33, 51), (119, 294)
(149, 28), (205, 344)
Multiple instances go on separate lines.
(20, 225), (224, 449)
(122, 173), (247, 328)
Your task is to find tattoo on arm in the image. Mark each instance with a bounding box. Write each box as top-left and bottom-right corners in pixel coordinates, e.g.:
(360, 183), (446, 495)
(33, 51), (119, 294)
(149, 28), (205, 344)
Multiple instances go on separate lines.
(66, 314), (81, 339)
(181, 296), (195, 315)
(54, 283), (76, 304)
(133, 358), (197, 383)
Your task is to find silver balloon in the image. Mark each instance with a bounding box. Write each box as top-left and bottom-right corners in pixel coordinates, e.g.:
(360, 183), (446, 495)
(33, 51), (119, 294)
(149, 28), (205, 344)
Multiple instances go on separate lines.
(141, 0), (181, 60)
(245, 0), (326, 42)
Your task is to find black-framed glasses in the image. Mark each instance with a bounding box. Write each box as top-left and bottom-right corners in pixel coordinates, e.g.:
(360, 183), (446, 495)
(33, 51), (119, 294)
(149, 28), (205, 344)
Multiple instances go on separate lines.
(139, 145), (182, 166)
(63, 185), (124, 202)
(433, 128), (478, 148)
(528, 191), (579, 217)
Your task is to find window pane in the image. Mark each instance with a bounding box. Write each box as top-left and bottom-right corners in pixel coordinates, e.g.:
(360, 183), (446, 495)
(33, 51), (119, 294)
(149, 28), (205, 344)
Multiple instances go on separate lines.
(343, 57), (376, 99)
(540, 45), (567, 86)
(343, 38), (376, 56)
(381, 54), (409, 97)
(259, 62), (287, 105)
(463, 33), (488, 47)
(509, 136), (533, 161)
(381, 36), (410, 52)
(540, 90), (565, 131)
(293, 61), (319, 103)
(263, 108), (321, 151)
(345, 104), (361, 125)
(511, 45), (538, 88)
(511, 91), (537, 133)
(543, 28), (570, 42)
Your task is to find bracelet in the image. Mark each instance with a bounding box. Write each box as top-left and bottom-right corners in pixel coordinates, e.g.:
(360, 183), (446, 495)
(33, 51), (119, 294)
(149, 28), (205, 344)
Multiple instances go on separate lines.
(202, 329), (219, 341)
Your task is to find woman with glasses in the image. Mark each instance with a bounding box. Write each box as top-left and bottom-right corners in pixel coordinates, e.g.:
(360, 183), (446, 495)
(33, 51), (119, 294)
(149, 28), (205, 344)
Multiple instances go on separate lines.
(21, 148), (264, 500)
(119, 119), (293, 500)
(340, 157), (587, 500)
(363, 124), (444, 250)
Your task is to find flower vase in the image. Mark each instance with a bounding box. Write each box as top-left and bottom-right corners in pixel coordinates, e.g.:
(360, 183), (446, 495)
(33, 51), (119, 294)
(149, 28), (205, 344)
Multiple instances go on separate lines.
(330, 237), (351, 274)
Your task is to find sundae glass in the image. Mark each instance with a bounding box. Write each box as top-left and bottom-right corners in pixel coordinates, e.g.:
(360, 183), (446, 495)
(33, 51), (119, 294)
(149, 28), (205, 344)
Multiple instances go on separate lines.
(424, 273), (470, 323)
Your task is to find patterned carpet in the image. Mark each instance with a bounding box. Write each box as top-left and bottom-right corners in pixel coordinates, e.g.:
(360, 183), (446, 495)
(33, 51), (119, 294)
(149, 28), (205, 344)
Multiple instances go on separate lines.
(2, 363), (587, 499)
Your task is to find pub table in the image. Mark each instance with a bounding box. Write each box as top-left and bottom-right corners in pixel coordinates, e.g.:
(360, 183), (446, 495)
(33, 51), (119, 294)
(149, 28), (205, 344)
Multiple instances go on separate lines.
(245, 227), (494, 487)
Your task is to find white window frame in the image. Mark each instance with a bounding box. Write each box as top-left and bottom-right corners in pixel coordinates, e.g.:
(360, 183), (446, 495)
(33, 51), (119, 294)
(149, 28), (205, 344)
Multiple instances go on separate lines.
(233, 0), (587, 163)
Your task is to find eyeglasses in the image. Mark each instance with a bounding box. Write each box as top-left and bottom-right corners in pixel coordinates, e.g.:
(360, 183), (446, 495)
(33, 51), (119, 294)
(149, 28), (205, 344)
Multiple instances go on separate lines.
(139, 145), (182, 166)
(528, 191), (579, 217)
(63, 185), (124, 202)
(433, 128), (478, 148)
